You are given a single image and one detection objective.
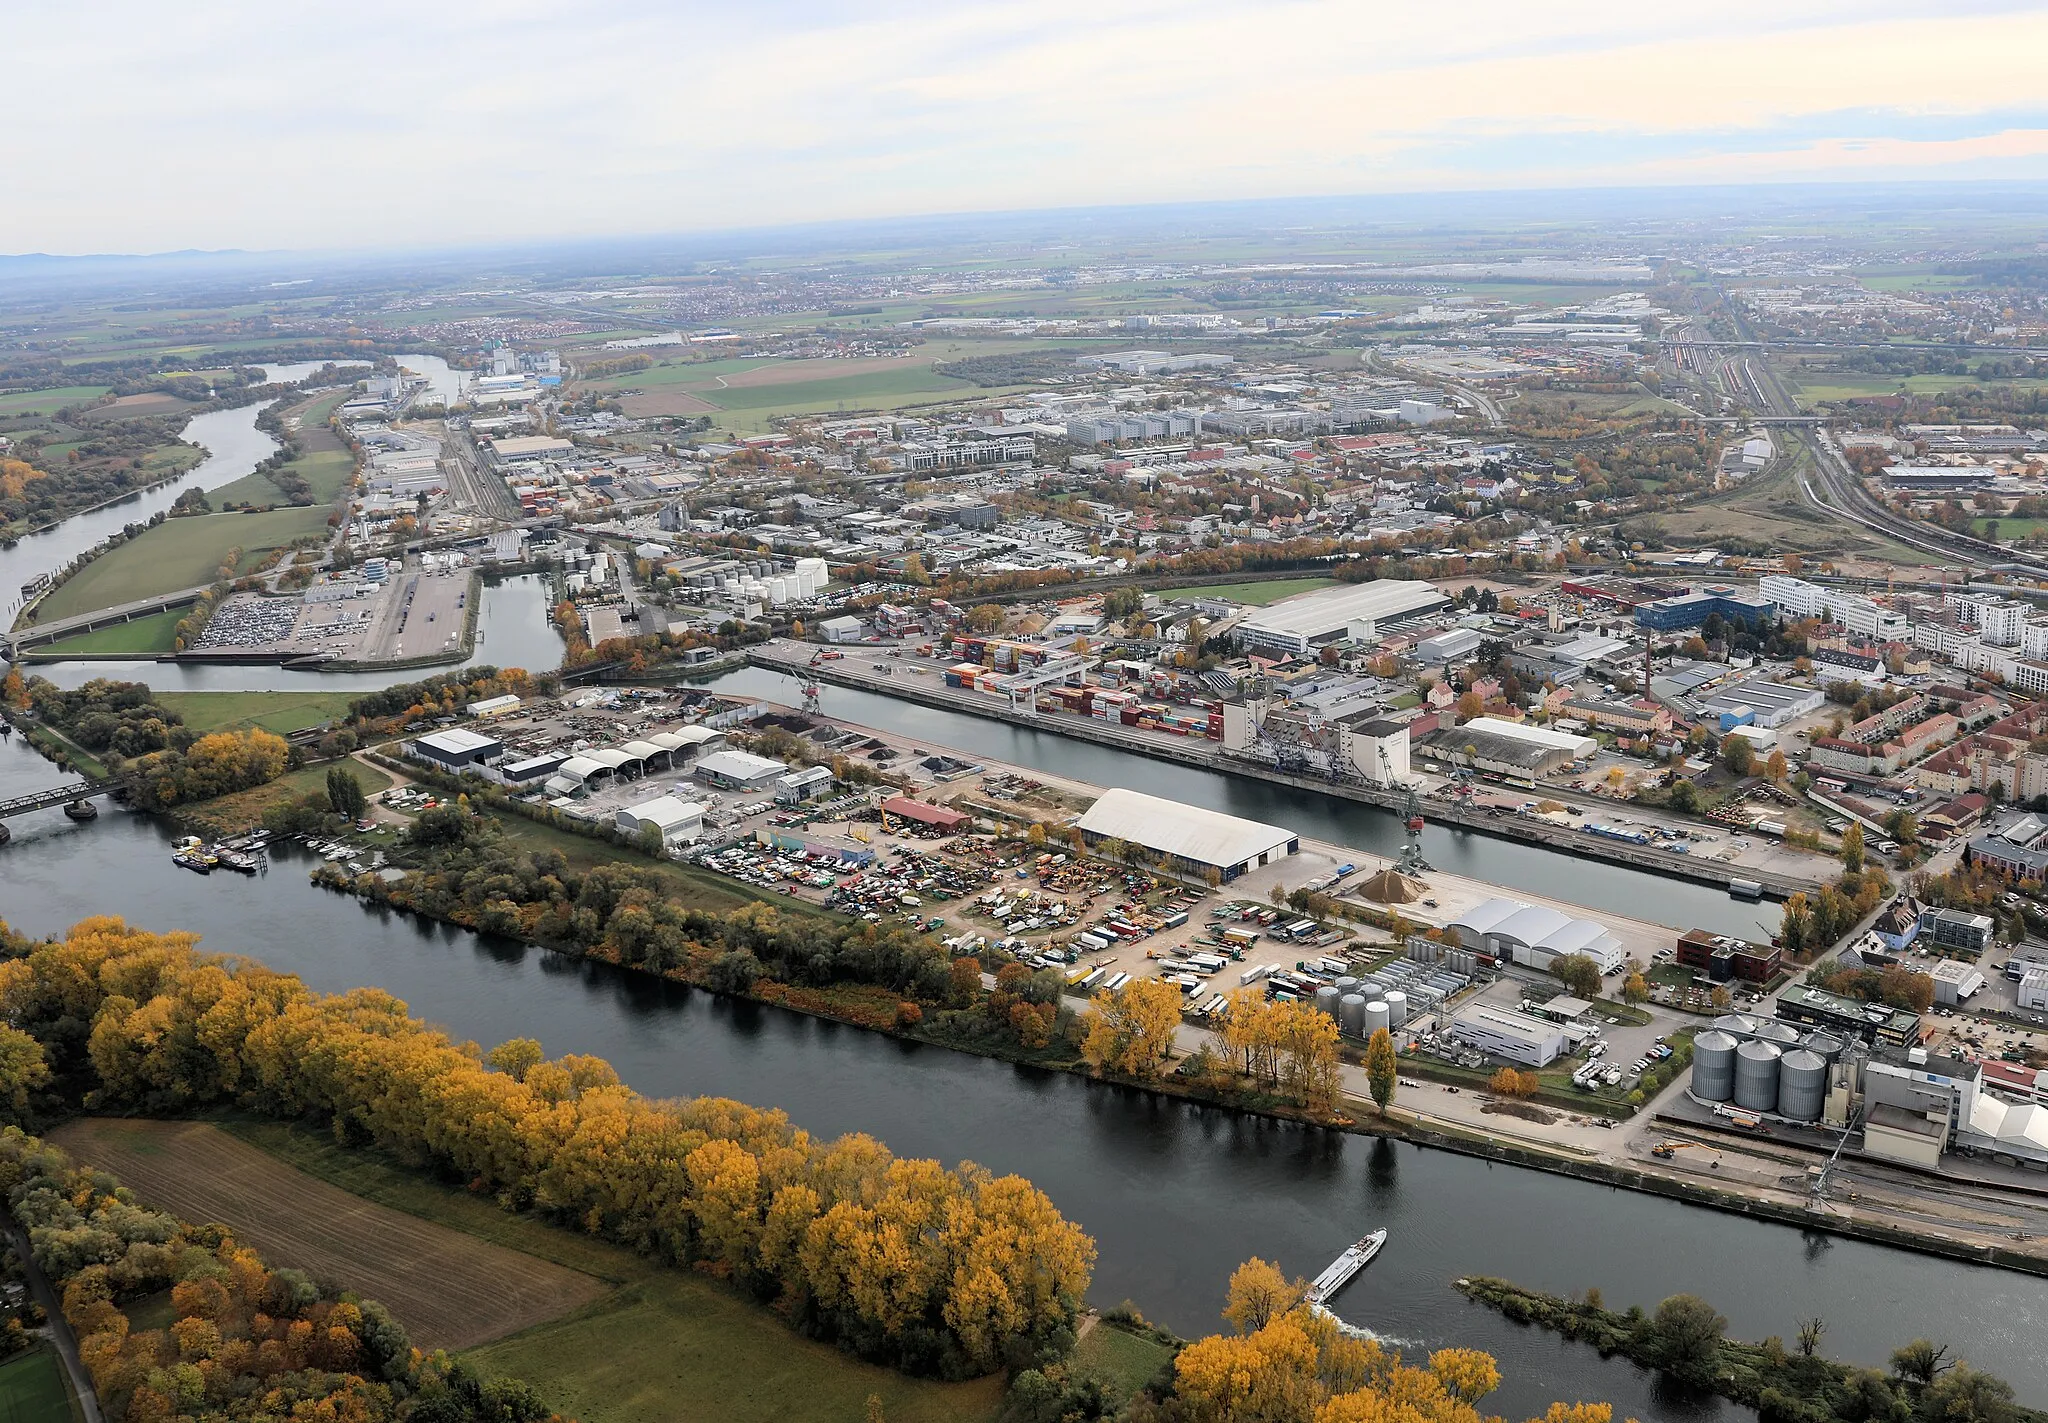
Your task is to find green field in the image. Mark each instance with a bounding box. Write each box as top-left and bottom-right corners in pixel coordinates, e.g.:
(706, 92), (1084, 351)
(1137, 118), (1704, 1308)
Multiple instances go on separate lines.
(156, 689), (359, 735)
(222, 1120), (1002, 1423)
(1792, 371), (2048, 404)
(33, 507), (329, 620)
(1974, 517), (2048, 542)
(27, 607), (185, 658)
(1072, 1323), (1175, 1403)
(0, 386), (110, 418)
(1161, 577), (1339, 606)
(212, 391), (356, 505)
(0, 1346), (77, 1423)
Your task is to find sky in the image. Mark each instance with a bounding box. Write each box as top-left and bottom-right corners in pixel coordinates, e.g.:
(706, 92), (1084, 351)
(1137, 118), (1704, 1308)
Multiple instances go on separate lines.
(13, 0), (2048, 254)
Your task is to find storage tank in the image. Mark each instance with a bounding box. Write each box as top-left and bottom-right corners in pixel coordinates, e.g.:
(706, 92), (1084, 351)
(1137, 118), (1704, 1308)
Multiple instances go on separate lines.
(1362, 1001), (1392, 1039)
(1314, 986), (1341, 1020)
(1691, 1030), (1739, 1102)
(1799, 1031), (1845, 1066)
(1383, 990), (1409, 1028)
(1733, 1040), (1782, 1113)
(769, 579), (789, 606)
(1339, 994), (1367, 1036)
(1333, 976), (1359, 997)
(1757, 1021), (1802, 1047)
(1778, 1050), (1827, 1122)
(1712, 1013), (1759, 1039)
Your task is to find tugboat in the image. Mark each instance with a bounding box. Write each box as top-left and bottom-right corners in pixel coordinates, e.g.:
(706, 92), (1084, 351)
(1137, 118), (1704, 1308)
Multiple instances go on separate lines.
(63, 799), (98, 822)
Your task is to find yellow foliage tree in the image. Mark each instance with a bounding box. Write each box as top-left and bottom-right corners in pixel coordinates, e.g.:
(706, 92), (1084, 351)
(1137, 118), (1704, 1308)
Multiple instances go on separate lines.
(1081, 978), (1182, 1078)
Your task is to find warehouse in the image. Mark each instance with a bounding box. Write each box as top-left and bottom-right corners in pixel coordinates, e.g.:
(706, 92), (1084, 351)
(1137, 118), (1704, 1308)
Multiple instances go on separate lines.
(1236, 580), (1449, 658)
(693, 749), (790, 790)
(1423, 717), (1594, 781)
(614, 795), (705, 847)
(1448, 1003), (1566, 1067)
(1701, 680), (1825, 731)
(1447, 896), (1626, 973)
(410, 727), (502, 770)
(1077, 788), (1298, 881)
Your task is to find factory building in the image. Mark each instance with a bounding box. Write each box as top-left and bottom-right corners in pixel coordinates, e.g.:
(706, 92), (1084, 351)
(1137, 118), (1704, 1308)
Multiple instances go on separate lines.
(693, 749), (792, 790)
(1235, 580), (1449, 658)
(410, 728), (503, 770)
(613, 795), (706, 848)
(1775, 983), (1921, 1046)
(1076, 788), (1297, 881)
(1447, 1004), (1566, 1067)
(1423, 717), (1595, 783)
(1447, 897), (1626, 974)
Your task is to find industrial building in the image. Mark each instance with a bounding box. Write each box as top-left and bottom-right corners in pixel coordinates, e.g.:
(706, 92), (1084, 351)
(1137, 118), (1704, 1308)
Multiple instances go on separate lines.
(1076, 788), (1298, 881)
(1447, 1004), (1566, 1067)
(411, 727), (503, 770)
(1921, 906), (1995, 955)
(1699, 680), (1825, 731)
(1675, 929), (1783, 984)
(1775, 983), (1921, 1046)
(774, 765), (838, 804)
(1422, 717), (1594, 782)
(1235, 580), (1449, 658)
(614, 795), (705, 847)
(1633, 586), (1778, 631)
(693, 749), (792, 790)
(1447, 897), (1626, 974)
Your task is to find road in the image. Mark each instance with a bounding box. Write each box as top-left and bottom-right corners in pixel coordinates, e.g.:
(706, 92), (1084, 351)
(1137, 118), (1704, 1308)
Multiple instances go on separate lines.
(8, 1226), (102, 1423)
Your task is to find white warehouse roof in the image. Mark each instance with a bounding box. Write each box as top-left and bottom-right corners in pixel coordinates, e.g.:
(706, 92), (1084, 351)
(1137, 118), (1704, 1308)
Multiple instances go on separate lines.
(616, 795), (704, 832)
(1462, 717), (1598, 760)
(1078, 788), (1296, 872)
(1239, 580), (1448, 640)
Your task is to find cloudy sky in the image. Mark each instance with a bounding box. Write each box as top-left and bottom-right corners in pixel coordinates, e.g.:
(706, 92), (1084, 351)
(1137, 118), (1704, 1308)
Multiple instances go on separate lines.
(13, 0), (2048, 253)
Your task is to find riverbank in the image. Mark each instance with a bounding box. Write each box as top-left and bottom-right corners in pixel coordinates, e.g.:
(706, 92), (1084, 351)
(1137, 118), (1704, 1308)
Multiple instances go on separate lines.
(749, 643), (1825, 900)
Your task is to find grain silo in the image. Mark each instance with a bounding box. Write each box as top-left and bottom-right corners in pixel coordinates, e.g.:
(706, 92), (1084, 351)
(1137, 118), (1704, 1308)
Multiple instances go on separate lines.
(1757, 1021), (1802, 1047)
(1778, 1050), (1827, 1122)
(1799, 1031), (1845, 1066)
(1733, 1040), (1783, 1113)
(1712, 1013), (1760, 1039)
(1691, 1030), (1739, 1102)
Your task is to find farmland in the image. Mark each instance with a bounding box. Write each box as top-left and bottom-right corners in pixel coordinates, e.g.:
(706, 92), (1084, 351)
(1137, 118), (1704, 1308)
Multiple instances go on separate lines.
(0, 385), (110, 418)
(221, 1120), (1005, 1423)
(48, 1118), (607, 1352)
(31, 506), (329, 620)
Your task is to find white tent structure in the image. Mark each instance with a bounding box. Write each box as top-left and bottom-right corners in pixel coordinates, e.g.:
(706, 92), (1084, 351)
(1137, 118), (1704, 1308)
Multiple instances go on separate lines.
(1076, 788), (1297, 881)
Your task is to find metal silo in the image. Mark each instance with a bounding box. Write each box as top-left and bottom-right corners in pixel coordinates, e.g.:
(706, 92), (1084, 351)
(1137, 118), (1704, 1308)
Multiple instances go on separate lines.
(1384, 990), (1409, 1028)
(1799, 1031), (1845, 1066)
(1315, 986), (1341, 1020)
(1778, 1050), (1827, 1122)
(1712, 1013), (1759, 1040)
(1691, 1030), (1738, 1101)
(1757, 1021), (1802, 1047)
(1363, 1001), (1392, 1039)
(1334, 976), (1359, 997)
(1339, 994), (1367, 1036)
(1733, 1040), (1782, 1113)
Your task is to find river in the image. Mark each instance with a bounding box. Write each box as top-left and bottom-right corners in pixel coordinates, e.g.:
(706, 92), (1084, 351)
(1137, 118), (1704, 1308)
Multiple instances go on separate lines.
(0, 734), (2041, 1418)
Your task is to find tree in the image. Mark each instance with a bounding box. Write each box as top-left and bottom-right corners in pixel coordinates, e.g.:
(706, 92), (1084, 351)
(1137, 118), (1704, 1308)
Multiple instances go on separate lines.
(1489, 1067), (1538, 1098)
(1102, 586), (1144, 621)
(1921, 1365), (2016, 1423)
(1721, 735), (1754, 777)
(965, 603), (1004, 633)
(1796, 1316), (1827, 1358)
(1667, 779), (1701, 814)
(1709, 986), (1732, 1010)
(1890, 1339), (1952, 1385)
(1364, 1027), (1397, 1115)
(1081, 979), (1182, 1078)
(1551, 953), (1602, 1000)
(1429, 1349), (1501, 1405)
(485, 1038), (544, 1081)
(1765, 749), (1788, 783)
(0, 1028), (49, 1121)
(1841, 822), (1865, 873)
(1878, 965), (1935, 1013)
(1223, 1257), (1301, 1334)
(1456, 690), (1483, 722)
(1649, 1294), (1726, 1381)
(1621, 971), (1650, 1006)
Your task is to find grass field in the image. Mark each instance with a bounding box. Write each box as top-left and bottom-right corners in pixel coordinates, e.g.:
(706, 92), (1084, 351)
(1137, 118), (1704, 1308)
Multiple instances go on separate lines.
(0, 1346), (76, 1423)
(49, 1119), (606, 1352)
(156, 689), (359, 735)
(33, 507), (330, 620)
(1162, 577), (1338, 605)
(1072, 1323), (1175, 1403)
(1975, 517), (2048, 542)
(221, 1120), (1003, 1423)
(27, 608), (185, 658)
(0, 385), (110, 418)
(182, 757), (396, 833)
(212, 391), (356, 505)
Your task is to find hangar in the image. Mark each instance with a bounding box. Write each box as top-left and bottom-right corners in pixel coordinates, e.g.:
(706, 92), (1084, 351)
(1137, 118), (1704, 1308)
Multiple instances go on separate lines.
(1076, 788), (1298, 881)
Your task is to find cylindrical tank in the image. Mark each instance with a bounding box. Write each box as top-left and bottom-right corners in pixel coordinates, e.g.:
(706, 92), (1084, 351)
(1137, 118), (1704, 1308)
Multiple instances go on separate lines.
(1712, 1013), (1758, 1039)
(1758, 1021), (1802, 1047)
(1734, 1040), (1782, 1113)
(1799, 1031), (1845, 1065)
(1692, 1030), (1738, 1101)
(1383, 990), (1409, 1028)
(1363, 1001), (1391, 1039)
(1315, 986), (1341, 1020)
(1334, 976), (1359, 997)
(1778, 1050), (1827, 1122)
(1339, 994), (1367, 1036)
(769, 579), (789, 606)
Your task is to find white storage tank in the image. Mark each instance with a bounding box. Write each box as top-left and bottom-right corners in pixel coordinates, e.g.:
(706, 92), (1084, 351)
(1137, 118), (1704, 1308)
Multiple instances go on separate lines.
(1363, 1000), (1391, 1039)
(1733, 1040), (1782, 1113)
(1383, 990), (1409, 1028)
(1691, 1030), (1739, 1102)
(1315, 986), (1342, 1020)
(769, 579), (789, 606)
(1778, 1050), (1827, 1122)
(1339, 994), (1367, 1036)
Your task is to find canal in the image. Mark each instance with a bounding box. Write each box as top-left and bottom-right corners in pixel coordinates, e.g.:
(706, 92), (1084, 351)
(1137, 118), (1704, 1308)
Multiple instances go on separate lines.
(1, 734), (2041, 1419)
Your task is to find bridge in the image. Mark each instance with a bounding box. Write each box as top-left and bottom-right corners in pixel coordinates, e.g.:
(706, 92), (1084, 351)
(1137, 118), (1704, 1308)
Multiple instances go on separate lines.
(0, 777), (126, 821)
(4, 587), (207, 656)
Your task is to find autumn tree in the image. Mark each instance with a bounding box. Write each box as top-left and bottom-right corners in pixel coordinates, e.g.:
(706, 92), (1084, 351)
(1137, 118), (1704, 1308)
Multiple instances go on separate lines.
(1364, 1026), (1397, 1115)
(1223, 1257), (1302, 1334)
(1081, 979), (1182, 1078)
(1621, 971), (1650, 1007)
(1490, 1067), (1539, 1098)
(1550, 953), (1602, 1000)
(1841, 822), (1865, 873)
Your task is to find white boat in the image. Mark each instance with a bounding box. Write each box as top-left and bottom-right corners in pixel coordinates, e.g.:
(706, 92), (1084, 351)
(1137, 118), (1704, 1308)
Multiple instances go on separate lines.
(1306, 1229), (1387, 1306)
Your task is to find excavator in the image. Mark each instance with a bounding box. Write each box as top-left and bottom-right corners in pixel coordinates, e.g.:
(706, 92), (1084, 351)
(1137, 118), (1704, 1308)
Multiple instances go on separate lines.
(1651, 1140), (1720, 1168)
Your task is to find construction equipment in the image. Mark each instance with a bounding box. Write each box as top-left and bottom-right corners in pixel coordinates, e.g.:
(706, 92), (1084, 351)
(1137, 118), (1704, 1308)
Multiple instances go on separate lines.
(1651, 1141), (1695, 1159)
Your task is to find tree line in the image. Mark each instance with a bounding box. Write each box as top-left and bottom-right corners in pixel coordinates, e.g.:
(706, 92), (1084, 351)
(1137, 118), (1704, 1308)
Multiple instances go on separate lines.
(0, 916), (1095, 1381)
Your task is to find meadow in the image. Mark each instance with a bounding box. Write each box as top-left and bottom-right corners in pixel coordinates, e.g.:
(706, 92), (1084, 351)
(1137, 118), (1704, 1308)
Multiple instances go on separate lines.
(25, 608), (186, 659)
(33, 506), (329, 619)
(154, 688), (359, 735)
(0, 385), (110, 418)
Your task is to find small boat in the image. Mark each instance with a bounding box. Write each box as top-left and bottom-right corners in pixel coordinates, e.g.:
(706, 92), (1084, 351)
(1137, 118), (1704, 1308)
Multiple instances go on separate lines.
(0, 823), (11, 846)
(63, 800), (98, 822)
(214, 850), (258, 874)
(173, 851), (212, 874)
(1305, 1229), (1387, 1307)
